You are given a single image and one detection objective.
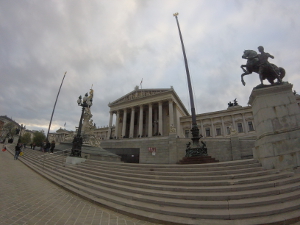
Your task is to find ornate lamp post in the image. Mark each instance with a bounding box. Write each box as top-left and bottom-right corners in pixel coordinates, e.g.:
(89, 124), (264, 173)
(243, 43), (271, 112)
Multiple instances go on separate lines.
(70, 92), (93, 157)
(173, 13), (207, 157)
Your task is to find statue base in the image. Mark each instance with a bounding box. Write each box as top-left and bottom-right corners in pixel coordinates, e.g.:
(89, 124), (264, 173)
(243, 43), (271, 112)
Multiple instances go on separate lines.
(248, 83), (300, 170)
(185, 147), (208, 157)
(66, 156), (86, 165)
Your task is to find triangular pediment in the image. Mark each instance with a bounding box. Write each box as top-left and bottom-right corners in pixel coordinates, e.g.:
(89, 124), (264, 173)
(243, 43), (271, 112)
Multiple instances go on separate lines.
(109, 88), (172, 106)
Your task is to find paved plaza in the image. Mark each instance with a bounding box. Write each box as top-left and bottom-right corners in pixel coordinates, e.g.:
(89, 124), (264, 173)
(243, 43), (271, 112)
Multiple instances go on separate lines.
(0, 146), (161, 225)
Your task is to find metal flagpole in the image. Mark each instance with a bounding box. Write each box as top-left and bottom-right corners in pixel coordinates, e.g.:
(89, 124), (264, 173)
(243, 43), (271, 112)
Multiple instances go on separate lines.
(46, 71), (67, 140)
(173, 13), (201, 147)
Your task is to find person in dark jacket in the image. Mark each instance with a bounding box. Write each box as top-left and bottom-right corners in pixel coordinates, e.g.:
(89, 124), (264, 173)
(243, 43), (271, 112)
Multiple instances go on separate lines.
(14, 143), (21, 160)
(45, 140), (51, 153)
(50, 141), (55, 154)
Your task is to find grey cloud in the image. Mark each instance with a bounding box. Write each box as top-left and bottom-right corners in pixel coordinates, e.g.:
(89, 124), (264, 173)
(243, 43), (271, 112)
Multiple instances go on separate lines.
(1, 0), (300, 133)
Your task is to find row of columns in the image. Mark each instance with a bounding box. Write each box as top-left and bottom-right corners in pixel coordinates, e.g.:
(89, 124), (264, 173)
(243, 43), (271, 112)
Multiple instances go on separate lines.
(108, 100), (175, 139)
(197, 113), (253, 138)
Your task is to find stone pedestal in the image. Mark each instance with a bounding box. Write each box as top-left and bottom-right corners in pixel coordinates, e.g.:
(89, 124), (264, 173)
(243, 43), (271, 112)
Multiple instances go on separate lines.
(248, 83), (300, 170)
(66, 156), (86, 165)
(13, 135), (19, 145)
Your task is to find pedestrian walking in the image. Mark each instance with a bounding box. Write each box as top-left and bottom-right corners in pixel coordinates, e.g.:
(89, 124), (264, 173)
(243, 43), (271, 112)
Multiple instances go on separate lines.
(33, 142), (36, 150)
(42, 141), (46, 152)
(45, 140), (50, 153)
(14, 143), (21, 160)
(50, 140), (55, 154)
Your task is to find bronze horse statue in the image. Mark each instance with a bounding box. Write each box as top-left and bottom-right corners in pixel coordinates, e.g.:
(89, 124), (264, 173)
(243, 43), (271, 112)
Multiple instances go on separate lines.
(241, 50), (285, 86)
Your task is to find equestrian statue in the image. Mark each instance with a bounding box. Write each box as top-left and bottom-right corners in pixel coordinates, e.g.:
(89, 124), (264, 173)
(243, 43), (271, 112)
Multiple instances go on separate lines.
(241, 46), (285, 86)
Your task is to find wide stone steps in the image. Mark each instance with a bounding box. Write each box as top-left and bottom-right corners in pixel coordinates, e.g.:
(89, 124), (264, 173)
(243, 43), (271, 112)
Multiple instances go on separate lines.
(76, 161), (265, 176)
(15, 148), (300, 224)
(17, 156), (300, 221)
(25, 154), (295, 188)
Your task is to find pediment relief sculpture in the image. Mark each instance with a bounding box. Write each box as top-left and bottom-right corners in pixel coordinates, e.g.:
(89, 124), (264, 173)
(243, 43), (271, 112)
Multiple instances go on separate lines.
(110, 89), (168, 105)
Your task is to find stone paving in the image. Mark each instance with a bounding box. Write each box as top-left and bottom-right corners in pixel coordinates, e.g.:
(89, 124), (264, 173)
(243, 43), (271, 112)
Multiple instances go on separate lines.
(0, 145), (161, 225)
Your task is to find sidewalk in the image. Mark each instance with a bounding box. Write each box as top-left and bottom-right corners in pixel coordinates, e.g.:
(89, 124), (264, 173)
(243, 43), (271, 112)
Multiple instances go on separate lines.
(0, 145), (160, 225)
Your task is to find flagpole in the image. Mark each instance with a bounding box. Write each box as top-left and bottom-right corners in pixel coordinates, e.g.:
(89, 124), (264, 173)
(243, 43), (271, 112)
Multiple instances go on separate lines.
(173, 13), (201, 148)
(46, 72), (67, 141)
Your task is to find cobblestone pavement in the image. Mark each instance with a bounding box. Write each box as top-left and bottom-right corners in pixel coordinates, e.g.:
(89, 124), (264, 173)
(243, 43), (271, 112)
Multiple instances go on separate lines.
(0, 146), (161, 225)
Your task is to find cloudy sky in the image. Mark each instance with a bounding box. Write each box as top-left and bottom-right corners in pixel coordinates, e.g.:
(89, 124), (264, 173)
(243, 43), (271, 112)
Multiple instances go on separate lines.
(1, 0), (300, 133)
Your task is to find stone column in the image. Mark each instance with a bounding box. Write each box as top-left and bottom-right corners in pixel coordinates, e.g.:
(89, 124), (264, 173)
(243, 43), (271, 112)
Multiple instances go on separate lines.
(138, 105), (143, 137)
(122, 109), (127, 138)
(242, 114), (248, 133)
(169, 99), (174, 131)
(129, 107), (135, 138)
(148, 103), (152, 137)
(153, 105), (158, 135)
(115, 110), (120, 139)
(211, 119), (215, 137)
(158, 101), (163, 135)
(107, 111), (113, 139)
(200, 120), (204, 136)
(231, 115), (236, 131)
(221, 117), (226, 136)
(249, 83), (300, 170)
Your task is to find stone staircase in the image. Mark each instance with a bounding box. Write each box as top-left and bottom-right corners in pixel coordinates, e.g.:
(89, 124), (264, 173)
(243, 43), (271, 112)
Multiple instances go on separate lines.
(10, 147), (300, 225)
(178, 155), (219, 164)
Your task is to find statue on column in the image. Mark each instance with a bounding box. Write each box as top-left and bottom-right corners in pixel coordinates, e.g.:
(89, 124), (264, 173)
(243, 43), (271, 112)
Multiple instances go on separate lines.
(240, 46), (285, 87)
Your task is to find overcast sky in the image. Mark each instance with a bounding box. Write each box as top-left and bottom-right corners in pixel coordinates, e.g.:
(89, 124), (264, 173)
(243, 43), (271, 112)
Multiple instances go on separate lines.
(1, 0), (300, 133)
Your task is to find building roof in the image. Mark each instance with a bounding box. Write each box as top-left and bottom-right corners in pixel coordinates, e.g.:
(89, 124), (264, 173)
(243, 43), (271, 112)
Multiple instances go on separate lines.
(108, 87), (190, 116)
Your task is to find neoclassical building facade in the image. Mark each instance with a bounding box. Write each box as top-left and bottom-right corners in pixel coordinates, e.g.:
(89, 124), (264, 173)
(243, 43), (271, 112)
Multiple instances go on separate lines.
(106, 87), (189, 139)
(50, 86), (300, 164)
(94, 86), (257, 141)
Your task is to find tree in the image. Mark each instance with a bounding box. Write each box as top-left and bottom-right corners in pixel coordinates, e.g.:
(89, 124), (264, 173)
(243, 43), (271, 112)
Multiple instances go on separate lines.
(3, 122), (17, 138)
(21, 133), (31, 145)
(33, 130), (46, 146)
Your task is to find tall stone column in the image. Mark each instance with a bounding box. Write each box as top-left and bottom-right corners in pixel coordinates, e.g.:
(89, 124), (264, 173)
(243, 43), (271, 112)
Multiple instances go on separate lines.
(242, 114), (248, 133)
(221, 117), (226, 136)
(138, 105), (143, 137)
(249, 83), (300, 170)
(158, 101), (163, 135)
(115, 110), (120, 139)
(168, 99), (174, 131)
(122, 109), (127, 138)
(153, 105), (158, 135)
(129, 107), (135, 138)
(200, 120), (204, 136)
(148, 103), (152, 137)
(107, 111), (113, 139)
(211, 119), (215, 137)
(231, 115), (236, 131)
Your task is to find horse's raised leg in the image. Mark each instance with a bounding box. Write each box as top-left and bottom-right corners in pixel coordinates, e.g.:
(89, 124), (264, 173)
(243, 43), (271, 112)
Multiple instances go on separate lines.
(241, 71), (251, 86)
(241, 65), (247, 73)
(259, 73), (263, 85)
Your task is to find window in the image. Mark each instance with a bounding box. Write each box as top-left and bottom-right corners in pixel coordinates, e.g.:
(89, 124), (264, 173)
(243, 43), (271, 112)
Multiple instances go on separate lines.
(185, 130), (189, 138)
(248, 121), (254, 131)
(205, 128), (211, 137)
(237, 123), (243, 133)
(216, 128), (221, 136)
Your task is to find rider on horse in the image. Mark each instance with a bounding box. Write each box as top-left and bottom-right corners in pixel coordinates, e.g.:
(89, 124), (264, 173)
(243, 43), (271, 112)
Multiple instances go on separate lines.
(244, 46), (282, 85)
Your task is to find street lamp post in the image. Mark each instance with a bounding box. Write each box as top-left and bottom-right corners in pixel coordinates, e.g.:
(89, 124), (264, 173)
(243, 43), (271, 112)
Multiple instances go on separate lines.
(70, 92), (92, 157)
(173, 13), (207, 157)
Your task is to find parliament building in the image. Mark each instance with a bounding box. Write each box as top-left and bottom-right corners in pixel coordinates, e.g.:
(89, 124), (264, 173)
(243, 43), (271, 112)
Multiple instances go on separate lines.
(53, 86), (300, 164)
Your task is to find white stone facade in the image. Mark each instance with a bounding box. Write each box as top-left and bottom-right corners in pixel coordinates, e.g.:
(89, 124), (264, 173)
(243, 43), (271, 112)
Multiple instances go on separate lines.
(49, 85), (300, 164)
(94, 87), (263, 141)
